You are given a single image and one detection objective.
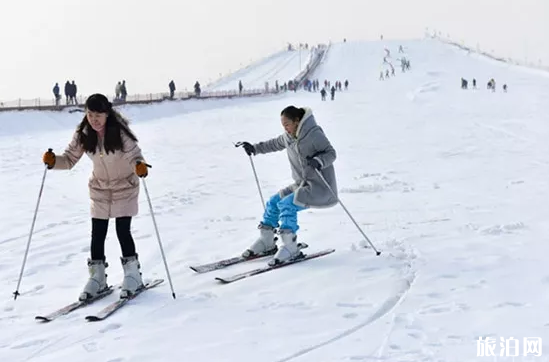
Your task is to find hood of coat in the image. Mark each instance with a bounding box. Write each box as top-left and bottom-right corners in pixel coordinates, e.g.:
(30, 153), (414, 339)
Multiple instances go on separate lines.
(295, 107), (316, 140)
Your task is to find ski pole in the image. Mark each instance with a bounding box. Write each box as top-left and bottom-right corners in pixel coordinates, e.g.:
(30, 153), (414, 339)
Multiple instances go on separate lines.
(13, 149), (52, 300)
(315, 169), (381, 255)
(247, 155), (265, 211)
(138, 162), (176, 299)
(234, 142), (265, 211)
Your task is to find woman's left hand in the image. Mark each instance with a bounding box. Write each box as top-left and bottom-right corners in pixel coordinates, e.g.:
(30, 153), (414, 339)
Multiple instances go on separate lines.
(306, 156), (321, 170)
(136, 161), (150, 178)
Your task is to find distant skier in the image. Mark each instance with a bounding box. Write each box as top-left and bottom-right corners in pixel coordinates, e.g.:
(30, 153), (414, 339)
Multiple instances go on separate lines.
(64, 81), (71, 104)
(120, 80), (127, 101)
(472, 78), (477, 88)
(237, 106), (338, 266)
(52, 83), (61, 105)
(344, 80), (349, 90)
(487, 78), (496, 91)
(70, 81), (78, 105)
(41, 93), (150, 301)
(320, 88), (327, 100)
(400, 58), (407, 72)
(330, 86), (336, 100)
(169, 80), (176, 99)
(115, 81), (122, 100)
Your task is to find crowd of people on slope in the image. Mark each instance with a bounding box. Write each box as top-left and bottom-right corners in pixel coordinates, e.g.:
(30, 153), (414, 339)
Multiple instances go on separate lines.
(461, 77), (508, 92)
(52, 81), (78, 106)
(114, 81), (129, 101)
(379, 45), (412, 81)
(52, 79), (186, 106)
(318, 80), (349, 101)
(230, 77), (350, 102)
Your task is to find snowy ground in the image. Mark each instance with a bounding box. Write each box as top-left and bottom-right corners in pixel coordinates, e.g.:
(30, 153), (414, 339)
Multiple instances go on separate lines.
(207, 48), (310, 91)
(1, 38), (549, 362)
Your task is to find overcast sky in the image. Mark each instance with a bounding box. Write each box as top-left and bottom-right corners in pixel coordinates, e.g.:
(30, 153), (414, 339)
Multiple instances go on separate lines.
(0, 0), (547, 100)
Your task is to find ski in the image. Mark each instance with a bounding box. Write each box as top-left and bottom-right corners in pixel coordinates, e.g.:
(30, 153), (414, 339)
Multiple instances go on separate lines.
(85, 279), (164, 322)
(190, 243), (308, 274)
(215, 248), (335, 284)
(35, 286), (115, 322)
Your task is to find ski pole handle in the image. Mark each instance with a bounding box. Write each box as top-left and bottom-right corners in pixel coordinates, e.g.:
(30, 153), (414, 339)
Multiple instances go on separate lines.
(235, 142), (265, 210)
(44, 148), (53, 169)
(136, 160), (152, 168)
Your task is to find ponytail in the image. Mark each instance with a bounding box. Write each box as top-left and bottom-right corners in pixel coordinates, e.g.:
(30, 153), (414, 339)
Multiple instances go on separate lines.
(281, 106), (305, 122)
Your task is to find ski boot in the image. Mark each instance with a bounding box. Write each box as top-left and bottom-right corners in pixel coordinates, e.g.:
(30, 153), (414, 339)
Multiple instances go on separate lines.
(120, 254), (145, 298)
(268, 229), (304, 266)
(79, 258), (109, 301)
(242, 223), (278, 258)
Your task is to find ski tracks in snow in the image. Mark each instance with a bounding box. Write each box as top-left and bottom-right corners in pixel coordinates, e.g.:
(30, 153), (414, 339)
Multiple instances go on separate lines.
(273, 239), (418, 362)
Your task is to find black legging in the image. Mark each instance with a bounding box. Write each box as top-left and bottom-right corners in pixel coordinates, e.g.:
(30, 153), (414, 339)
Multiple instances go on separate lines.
(90, 217), (136, 260)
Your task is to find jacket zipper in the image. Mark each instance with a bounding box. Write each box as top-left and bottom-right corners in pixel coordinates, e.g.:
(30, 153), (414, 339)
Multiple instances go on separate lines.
(98, 142), (112, 216)
(294, 139), (307, 184)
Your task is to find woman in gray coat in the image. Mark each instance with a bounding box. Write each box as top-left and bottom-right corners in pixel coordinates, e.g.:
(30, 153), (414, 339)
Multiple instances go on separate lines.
(238, 106), (337, 265)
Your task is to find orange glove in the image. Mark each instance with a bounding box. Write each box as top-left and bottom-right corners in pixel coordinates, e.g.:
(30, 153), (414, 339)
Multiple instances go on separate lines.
(42, 149), (56, 169)
(135, 161), (150, 178)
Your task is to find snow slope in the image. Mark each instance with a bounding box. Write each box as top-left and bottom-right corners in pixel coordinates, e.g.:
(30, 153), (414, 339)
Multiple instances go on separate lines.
(2, 38), (549, 362)
(208, 48), (311, 91)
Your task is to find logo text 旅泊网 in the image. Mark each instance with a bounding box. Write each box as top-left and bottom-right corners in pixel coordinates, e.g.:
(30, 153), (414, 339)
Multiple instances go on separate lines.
(477, 337), (542, 357)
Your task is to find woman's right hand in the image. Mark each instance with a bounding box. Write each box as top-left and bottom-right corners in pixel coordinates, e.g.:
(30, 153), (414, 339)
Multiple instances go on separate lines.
(42, 149), (56, 169)
(238, 141), (255, 156)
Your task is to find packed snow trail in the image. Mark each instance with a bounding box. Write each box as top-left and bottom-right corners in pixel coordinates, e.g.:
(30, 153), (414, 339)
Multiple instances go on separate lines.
(1, 38), (549, 362)
(208, 48), (310, 91)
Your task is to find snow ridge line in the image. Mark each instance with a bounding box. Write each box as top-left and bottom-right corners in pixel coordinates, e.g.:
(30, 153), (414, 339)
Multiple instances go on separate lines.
(273, 239), (417, 362)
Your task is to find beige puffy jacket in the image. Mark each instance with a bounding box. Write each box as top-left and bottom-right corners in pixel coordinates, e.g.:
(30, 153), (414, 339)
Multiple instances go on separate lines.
(53, 117), (145, 219)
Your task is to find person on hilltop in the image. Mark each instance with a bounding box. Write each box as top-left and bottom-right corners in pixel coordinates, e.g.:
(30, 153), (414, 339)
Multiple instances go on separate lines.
(42, 93), (150, 301)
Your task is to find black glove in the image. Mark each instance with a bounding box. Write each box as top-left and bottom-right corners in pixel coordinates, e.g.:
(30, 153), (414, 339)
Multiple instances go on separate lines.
(306, 156), (321, 170)
(239, 141), (256, 156)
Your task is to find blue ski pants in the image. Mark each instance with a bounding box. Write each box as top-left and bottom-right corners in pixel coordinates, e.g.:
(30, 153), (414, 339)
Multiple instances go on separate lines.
(261, 193), (307, 233)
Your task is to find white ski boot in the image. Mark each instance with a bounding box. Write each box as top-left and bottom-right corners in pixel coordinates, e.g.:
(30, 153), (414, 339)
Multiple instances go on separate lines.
(79, 259), (108, 301)
(120, 255), (144, 298)
(268, 229), (303, 266)
(242, 223), (278, 258)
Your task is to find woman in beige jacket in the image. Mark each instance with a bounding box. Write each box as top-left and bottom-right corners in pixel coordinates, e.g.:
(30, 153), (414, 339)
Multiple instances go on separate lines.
(42, 93), (150, 301)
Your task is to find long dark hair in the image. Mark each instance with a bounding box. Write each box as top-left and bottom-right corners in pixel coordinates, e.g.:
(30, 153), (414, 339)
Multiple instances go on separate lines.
(76, 94), (138, 154)
(281, 106), (305, 122)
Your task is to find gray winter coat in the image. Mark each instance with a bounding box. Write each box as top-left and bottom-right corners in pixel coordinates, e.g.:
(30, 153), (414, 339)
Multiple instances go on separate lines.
(253, 107), (337, 208)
